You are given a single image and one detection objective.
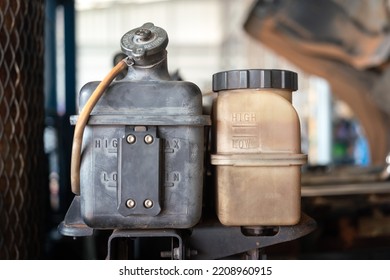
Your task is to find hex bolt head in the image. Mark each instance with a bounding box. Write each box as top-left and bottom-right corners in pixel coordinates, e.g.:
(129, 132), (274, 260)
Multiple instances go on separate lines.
(126, 199), (136, 209)
(134, 28), (152, 41)
(144, 134), (153, 144)
(144, 199), (153, 208)
(126, 134), (136, 144)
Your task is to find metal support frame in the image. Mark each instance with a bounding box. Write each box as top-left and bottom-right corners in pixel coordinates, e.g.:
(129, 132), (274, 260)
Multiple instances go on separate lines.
(104, 213), (316, 260)
(107, 229), (187, 260)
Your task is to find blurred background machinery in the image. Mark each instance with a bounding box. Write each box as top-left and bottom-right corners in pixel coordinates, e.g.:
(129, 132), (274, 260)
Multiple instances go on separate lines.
(245, 0), (390, 259)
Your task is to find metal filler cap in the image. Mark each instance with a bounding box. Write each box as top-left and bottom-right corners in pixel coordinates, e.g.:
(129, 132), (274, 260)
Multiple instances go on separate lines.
(212, 69), (298, 92)
(120, 22), (169, 60)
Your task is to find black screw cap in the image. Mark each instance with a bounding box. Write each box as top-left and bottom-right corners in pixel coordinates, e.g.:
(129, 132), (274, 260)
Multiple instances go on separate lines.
(212, 69), (298, 92)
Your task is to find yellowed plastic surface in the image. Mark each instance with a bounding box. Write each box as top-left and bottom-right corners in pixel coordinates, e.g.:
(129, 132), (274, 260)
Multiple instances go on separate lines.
(212, 88), (306, 226)
(216, 166), (301, 226)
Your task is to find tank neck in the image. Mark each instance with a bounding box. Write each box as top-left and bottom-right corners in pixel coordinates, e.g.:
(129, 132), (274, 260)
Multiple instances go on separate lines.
(219, 88), (293, 103)
(124, 51), (171, 81)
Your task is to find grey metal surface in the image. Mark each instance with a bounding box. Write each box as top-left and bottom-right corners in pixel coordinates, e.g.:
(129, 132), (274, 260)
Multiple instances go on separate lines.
(79, 80), (204, 115)
(0, 0), (46, 259)
(70, 115), (211, 126)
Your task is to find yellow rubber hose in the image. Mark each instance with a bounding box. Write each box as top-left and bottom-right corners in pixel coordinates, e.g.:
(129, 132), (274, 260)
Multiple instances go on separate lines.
(71, 58), (129, 194)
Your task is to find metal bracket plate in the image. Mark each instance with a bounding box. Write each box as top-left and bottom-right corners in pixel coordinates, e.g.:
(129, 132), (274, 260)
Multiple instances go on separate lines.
(57, 196), (94, 237)
(117, 126), (161, 216)
(189, 213), (316, 259)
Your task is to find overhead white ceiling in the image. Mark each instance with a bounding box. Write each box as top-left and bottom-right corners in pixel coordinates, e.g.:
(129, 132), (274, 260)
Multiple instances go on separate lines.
(76, 0), (180, 10)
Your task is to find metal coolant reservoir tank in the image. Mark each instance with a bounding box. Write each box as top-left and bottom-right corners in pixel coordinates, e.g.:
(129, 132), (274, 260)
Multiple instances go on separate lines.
(211, 69), (307, 226)
(76, 23), (210, 229)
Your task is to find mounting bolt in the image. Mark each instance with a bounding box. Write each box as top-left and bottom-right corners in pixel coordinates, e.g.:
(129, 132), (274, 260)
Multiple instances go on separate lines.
(160, 248), (181, 260)
(126, 134), (136, 144)
(126, 199), (136, 209)
(186, 249), (198, 258)
(144, 199), (153, 208)
(144, 134), (153, 144)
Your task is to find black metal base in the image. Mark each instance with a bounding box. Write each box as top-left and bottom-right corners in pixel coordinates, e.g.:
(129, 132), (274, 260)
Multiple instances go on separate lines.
(59, 196), (316, 259)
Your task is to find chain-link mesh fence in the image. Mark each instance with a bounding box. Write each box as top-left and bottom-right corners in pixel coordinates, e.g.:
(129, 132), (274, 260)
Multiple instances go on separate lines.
(0, 0), (46, 259)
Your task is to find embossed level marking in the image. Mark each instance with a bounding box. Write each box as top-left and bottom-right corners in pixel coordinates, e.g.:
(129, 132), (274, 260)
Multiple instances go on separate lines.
(231, 112), (256, 123)
(232, 137), (259, 149)
(100, 171), (117, 191)
(164, 138), (181, 153)
(165, 171), (181, 187)
(102, 171), (117, 182)
(94, 138), (118, 154)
